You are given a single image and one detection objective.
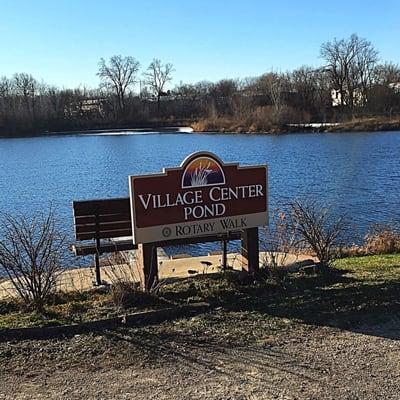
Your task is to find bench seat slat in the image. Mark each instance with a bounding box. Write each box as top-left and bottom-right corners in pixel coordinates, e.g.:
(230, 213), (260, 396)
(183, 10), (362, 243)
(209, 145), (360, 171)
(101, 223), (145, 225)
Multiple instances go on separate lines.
(71, 240), (137, 256)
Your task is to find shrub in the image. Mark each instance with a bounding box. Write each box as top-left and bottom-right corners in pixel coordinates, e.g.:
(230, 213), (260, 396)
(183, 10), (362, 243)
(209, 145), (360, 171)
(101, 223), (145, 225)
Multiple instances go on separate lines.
(0, 209), (66, 311)
(286, 200), (348, 273)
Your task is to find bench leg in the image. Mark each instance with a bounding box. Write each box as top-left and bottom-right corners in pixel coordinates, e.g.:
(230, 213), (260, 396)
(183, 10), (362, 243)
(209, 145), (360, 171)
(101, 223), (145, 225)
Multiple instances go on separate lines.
(94, 252), (102, 286)
(241, 227), (260, 275)
(137, 243), (158, 292)
(222, 237), (228, 270)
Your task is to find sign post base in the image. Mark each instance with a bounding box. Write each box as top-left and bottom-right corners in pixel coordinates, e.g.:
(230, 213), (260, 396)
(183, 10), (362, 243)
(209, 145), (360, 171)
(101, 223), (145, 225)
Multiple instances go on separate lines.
(241, 227), (260, 275)
(137, 243), (158, 292)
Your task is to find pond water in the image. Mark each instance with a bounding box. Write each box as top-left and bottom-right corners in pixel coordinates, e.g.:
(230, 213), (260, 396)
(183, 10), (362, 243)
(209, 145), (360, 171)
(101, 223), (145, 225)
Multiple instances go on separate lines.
(0, 130), (399, 259)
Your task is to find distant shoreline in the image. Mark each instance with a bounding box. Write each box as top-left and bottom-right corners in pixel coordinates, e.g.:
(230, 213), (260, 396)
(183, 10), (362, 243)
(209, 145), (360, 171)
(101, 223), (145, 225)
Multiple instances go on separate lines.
(1, 117), (400, 138)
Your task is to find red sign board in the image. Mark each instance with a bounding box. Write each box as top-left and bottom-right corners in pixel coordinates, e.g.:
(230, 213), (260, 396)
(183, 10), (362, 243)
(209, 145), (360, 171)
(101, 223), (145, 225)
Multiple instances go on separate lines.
(129, 152), (268, 244)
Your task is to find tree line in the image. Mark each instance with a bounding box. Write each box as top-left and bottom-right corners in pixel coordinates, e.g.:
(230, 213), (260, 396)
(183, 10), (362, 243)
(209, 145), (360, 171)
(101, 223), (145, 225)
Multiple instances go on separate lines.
(1, 34), (399, 136)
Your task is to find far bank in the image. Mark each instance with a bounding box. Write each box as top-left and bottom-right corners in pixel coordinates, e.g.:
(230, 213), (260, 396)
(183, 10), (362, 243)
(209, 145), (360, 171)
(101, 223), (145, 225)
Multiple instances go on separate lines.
(190, 116), (400, 134)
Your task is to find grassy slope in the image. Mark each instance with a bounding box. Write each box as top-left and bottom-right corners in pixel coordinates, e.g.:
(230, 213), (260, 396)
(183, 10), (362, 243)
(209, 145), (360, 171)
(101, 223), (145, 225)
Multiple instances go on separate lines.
(1, 254), (399, 330)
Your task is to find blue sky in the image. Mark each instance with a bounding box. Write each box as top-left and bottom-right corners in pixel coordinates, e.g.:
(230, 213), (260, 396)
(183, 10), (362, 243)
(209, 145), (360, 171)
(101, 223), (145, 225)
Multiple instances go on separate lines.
(1, 0), (399, 89)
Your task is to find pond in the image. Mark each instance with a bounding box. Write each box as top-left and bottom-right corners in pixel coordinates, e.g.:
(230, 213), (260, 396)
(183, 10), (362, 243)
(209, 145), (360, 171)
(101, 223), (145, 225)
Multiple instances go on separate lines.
(0, 130), (399, 259)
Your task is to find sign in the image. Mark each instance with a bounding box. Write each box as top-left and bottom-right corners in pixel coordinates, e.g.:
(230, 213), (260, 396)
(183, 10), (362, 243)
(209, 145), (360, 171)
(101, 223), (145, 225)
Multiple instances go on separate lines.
(129, 152), (268, 244)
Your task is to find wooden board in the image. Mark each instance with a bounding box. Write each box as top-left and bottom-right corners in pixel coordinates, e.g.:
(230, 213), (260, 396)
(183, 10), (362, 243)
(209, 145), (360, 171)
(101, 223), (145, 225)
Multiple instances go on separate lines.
(73, 198), (132, 241)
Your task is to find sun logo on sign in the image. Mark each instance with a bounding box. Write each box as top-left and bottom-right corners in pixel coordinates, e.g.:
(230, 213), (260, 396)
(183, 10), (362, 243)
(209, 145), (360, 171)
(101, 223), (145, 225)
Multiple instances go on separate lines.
(181, 156), (225, 188)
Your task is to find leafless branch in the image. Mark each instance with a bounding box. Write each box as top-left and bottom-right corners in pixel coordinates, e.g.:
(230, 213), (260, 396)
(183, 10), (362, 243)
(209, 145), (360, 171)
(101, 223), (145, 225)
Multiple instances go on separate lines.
(0, 209), (66, 310)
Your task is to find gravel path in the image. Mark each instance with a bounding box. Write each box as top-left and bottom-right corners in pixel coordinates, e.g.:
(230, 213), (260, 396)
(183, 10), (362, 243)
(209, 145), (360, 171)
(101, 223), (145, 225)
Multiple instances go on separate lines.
(1, 314), (399, 400)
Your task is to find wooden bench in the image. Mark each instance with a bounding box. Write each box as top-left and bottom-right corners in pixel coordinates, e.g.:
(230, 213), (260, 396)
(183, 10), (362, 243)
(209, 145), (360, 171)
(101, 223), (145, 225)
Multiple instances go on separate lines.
(72, 197), (260, 290)
(72, 198), (136, 285)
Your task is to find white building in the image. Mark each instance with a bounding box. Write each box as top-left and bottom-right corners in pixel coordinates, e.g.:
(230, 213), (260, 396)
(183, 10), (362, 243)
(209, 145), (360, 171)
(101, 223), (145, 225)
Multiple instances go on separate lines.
(331, 88), (365, 107)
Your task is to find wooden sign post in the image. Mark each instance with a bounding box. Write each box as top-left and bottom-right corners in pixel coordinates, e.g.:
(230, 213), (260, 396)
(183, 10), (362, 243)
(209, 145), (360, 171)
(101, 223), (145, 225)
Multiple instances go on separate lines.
(129, 152), (268, 291)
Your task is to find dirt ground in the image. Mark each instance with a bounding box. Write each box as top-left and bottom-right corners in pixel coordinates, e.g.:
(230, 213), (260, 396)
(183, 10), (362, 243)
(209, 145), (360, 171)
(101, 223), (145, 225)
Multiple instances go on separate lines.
(1, 311), (399, 400)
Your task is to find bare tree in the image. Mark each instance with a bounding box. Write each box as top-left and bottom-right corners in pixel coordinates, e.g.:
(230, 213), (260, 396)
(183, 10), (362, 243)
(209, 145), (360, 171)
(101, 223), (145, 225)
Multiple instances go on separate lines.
(144, 59), (174, 114)
(0, 209), (66, 310)
(0, 77), (13, 125)
(97, 55), (140, 117)
(373, 62), (400, 86)
(321, 36), (352, 107)
(13, 73), (38, 122)
(173, 82), (203, 117)
(209, 79), (238, 115)
(369, 62), (400, 115)
(353, 36), (380, 105)
(290, 66), (316, 109)
(256, 72), (289, 123)
(321, 34), (378, 109)
(289, 66), (332, 122)
(0, 76), (11, 98)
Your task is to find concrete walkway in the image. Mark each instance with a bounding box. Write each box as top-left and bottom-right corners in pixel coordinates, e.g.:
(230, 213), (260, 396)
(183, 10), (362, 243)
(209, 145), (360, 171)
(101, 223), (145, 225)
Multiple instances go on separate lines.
(0, 252), (315, 300)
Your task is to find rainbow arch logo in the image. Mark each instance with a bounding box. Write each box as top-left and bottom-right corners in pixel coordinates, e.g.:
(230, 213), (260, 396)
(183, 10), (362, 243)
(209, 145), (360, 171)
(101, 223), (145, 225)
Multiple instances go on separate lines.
(181, 156), (225, 188)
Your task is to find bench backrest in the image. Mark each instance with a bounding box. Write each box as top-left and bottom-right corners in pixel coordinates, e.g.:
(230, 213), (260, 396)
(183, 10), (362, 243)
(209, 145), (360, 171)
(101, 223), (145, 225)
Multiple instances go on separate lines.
(73, 198), (132, 241)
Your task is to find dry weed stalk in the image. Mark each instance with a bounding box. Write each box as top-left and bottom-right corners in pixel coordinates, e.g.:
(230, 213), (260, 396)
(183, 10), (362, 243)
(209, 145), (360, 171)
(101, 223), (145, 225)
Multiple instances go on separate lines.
(260, 211), (298, 284)
(103, 248), (165, 307)
(103, 250), (140, 285)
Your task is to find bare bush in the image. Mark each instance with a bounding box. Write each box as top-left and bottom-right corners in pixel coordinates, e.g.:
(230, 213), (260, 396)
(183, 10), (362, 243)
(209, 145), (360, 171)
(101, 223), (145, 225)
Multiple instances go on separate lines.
(0, 210), (66, 310)
(286, 200), (348, 273)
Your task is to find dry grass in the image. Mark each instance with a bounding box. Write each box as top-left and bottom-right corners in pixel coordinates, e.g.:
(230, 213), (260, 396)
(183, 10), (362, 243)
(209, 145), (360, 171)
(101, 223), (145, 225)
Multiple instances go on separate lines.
(192, 114), (400, 134)
(191, 106), (305, 133)
(341, 224), (400, 257)
(109, 280), (157, 309)
(363, 225), (400, 254)
(326, 116), (400, 132)
(191, 116), (249, 133)
(103, 251), (141, 285)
